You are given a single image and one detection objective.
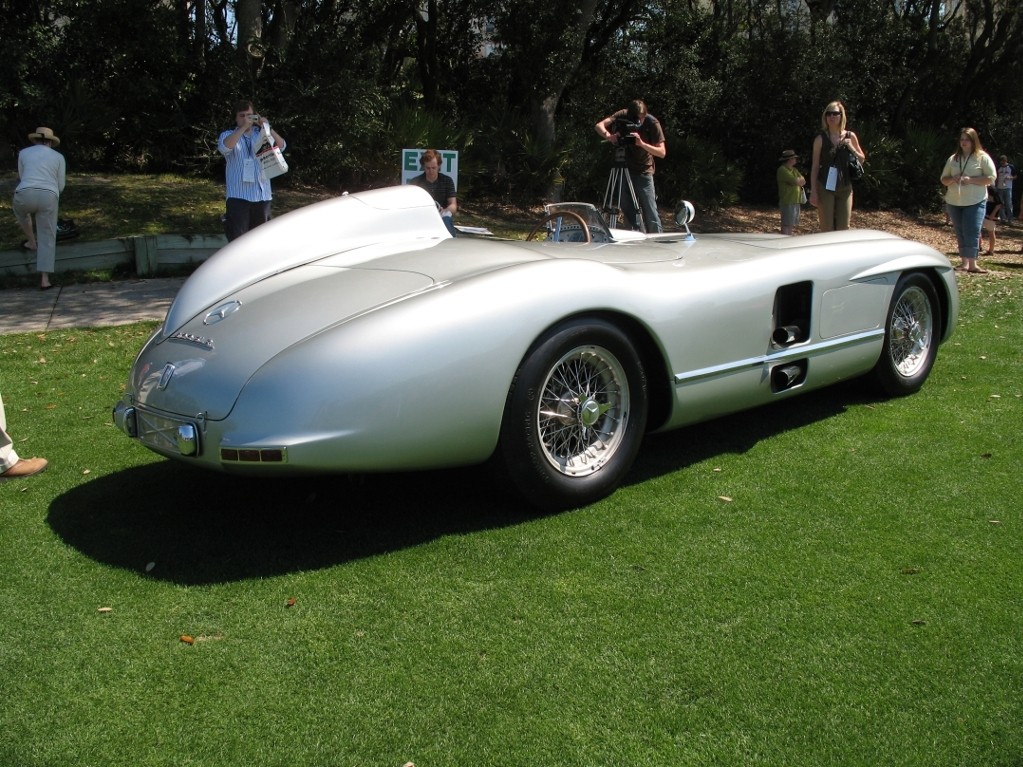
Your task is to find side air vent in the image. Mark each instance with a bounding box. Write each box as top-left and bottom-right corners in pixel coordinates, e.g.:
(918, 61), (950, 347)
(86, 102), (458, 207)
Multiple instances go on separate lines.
(772, 281), (812, 347)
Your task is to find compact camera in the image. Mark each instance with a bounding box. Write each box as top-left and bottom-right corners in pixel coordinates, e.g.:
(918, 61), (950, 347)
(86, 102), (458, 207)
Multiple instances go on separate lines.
(248, 114), (262, 124)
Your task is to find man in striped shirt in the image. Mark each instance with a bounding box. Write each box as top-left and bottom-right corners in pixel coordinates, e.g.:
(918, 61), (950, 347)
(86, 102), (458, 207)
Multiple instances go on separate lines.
(218, 100), (287, 241)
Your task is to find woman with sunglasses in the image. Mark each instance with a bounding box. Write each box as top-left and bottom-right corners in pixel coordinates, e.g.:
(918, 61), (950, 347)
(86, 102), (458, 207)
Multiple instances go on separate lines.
(809, 101), (865, 231)
(940, 128), (996, 273)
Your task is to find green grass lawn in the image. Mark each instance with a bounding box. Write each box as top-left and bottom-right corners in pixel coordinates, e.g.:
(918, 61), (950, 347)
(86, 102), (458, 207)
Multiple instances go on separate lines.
(0, 275), (1020, 766)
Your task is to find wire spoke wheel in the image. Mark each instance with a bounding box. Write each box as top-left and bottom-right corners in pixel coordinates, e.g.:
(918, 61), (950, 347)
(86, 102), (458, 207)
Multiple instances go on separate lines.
(871, 273), (940, 396)
(889, 285), (934, 378)
(496, 319), (648, 510)
(537, 345), (629, 477)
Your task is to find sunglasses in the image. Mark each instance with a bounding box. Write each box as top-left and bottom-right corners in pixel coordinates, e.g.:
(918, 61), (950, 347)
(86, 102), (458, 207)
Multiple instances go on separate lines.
(825, 111), (841, 117)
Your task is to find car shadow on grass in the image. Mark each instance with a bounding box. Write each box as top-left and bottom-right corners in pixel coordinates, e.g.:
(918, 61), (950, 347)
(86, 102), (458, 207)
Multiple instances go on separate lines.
(46, 460), (540, 585)
(627, 380), (863, 485)
(47, 382), (869, 586)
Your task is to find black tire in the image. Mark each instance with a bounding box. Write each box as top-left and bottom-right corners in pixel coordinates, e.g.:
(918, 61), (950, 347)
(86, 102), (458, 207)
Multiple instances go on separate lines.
(496, 319), (648, 511)
(870, 272), (940, 396)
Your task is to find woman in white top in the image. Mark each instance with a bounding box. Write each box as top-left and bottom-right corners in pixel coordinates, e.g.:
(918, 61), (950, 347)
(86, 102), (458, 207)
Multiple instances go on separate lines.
(13, 127), (66, 289)
(940, 127), (996, 274)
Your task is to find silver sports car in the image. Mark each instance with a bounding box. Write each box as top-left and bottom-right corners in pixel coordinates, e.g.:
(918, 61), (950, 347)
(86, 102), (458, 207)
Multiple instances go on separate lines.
(113, 185), (958, 510)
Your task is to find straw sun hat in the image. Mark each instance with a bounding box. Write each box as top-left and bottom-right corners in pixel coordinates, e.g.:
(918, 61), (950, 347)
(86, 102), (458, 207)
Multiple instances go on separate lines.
(28, 127), (60, 147)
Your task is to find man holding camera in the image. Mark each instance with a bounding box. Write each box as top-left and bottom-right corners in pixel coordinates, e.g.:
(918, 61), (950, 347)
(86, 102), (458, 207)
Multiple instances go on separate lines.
(218, 100), (287, 241)
(594, 99), (666, 233)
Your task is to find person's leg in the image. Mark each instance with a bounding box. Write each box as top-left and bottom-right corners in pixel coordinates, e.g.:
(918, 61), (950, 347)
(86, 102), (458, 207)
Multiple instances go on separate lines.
(0, 392), (19, 473)
(632, 173), (662, 233)
(834, 186), (853, 230)
(946, 203), (968, 268)
(998, 187), (1012, 221)
(981, 220), (994, 254)
(248, 200), (272, 232)
(958, 201), (986, 271)
(224, 198), (250, 241)
(618, 174), (641, 231)
(817, 190), (836, 232)
(33, 191), (59, 288)
(780, 204), (797, 235)
(12, 191), (38, 249)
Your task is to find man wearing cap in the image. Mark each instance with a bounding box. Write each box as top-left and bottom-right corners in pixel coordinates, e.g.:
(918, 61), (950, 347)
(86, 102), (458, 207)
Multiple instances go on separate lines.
(777, 149), (806, 236)
(13, 127), (66, 290)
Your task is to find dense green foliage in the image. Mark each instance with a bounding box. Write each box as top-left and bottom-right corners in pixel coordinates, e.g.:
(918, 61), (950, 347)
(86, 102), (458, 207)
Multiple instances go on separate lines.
(1, 0), (1022, 209)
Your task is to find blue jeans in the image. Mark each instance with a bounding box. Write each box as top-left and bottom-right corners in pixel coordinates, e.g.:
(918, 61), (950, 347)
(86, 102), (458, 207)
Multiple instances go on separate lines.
(622, 172), (662, 233)
(997, 186), (1013, 221)
(947, 201), (985, 259)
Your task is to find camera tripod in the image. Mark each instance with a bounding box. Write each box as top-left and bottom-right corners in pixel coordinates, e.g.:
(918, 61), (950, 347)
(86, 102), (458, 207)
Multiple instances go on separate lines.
(601, 147), (642, 230)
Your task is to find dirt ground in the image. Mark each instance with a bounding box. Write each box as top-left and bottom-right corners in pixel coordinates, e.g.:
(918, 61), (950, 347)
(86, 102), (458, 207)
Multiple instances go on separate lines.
(694, 203), (1023, 273)
(470, 197), (1023, 273)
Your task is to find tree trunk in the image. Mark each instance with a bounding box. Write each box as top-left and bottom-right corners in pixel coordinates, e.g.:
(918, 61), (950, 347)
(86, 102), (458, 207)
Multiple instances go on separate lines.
(235, 0), (262, 63)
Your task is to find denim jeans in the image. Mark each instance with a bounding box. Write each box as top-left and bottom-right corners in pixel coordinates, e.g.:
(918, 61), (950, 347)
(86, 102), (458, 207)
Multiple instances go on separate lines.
(621, 171), (662, 233)
(997, 186), (1013, 221)
(947, 200), (985, 259)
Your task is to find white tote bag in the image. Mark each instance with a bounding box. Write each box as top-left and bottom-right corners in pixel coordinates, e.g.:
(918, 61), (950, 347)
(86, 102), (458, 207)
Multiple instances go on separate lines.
(258, 144), (288, 178)
(255, 122), (288, 179)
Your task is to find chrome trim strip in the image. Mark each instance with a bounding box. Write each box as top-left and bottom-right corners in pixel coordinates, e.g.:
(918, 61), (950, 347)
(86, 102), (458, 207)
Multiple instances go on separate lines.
(674, 329), (884, 385)
(169, 332), (214, 350)
(204, 300), (242, 325)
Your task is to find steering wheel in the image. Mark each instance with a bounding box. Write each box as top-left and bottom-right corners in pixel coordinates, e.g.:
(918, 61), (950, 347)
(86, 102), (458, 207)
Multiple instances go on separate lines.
(526, 210), (593, 243)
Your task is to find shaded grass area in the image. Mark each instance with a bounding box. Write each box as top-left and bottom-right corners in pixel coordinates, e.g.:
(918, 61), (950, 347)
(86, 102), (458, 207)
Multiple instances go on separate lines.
(0, 172), (335, 250)
(0, 172), (530, 255)
(0, 275), (1020, 765)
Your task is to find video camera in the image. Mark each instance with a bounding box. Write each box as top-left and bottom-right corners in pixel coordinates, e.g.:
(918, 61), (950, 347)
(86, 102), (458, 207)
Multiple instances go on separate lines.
(614, 117), (643, 146)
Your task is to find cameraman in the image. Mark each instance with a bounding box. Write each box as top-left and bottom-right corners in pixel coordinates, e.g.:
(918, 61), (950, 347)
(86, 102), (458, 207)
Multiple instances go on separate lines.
(218, 100), (287, 241)
(594, 99), (666, 233)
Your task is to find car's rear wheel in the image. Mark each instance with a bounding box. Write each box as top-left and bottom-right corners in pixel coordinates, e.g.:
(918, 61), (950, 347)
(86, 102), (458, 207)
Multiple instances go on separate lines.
(496, 319), (648, 510)
(870, 272), (940, 396)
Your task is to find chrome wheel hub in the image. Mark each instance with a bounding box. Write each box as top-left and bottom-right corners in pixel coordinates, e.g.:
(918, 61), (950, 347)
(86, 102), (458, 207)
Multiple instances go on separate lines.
(537, 345), (629, 477)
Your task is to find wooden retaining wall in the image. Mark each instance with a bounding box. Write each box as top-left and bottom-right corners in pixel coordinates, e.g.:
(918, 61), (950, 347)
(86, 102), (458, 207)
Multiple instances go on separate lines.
(0, 234), (225, 279)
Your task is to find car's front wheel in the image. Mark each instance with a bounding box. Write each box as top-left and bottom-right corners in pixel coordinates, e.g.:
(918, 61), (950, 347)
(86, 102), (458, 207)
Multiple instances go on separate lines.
(870, 272), (941, 396)
(495, 319), (648, 511)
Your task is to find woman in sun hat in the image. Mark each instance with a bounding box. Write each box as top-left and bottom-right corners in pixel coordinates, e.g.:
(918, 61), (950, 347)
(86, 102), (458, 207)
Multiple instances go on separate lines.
(13, 127), (66, 289)
(776, 149), (805, 235)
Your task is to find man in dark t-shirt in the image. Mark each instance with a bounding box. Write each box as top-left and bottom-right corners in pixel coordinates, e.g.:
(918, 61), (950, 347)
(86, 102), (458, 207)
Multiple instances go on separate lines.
(594, 99), (667, 233)
(410, 148), (458, 236)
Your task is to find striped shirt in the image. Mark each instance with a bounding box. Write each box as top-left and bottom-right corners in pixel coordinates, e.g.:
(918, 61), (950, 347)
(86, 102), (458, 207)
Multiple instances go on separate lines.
(218, 128), (273, 202)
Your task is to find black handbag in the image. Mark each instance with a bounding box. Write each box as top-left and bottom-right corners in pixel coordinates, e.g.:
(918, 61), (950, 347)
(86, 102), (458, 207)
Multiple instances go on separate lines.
(842, 133), (864, 181)
(846, 151), (864, 182)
